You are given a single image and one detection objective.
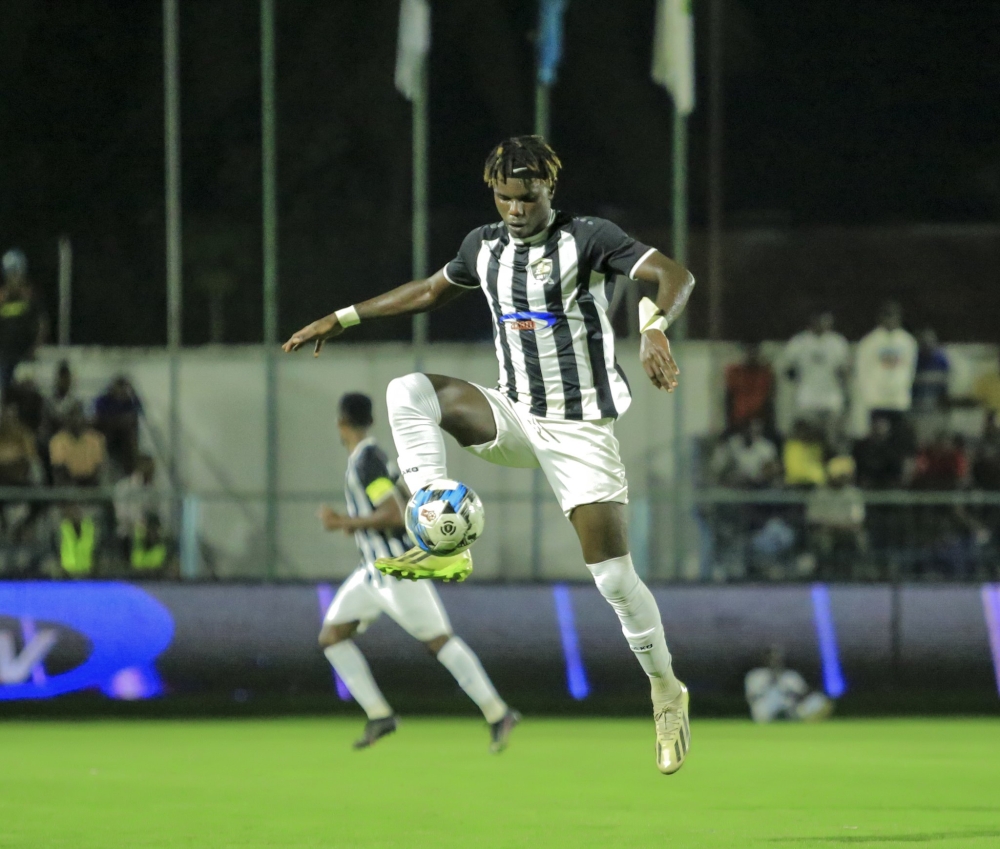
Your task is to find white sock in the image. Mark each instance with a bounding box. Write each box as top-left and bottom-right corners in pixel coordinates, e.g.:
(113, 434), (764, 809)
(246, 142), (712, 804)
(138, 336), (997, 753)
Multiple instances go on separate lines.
(323, 641), (392, 720)
(386, 373), (448, 493)
(436, 636), (508, 723)
(587, 553), (682, 702)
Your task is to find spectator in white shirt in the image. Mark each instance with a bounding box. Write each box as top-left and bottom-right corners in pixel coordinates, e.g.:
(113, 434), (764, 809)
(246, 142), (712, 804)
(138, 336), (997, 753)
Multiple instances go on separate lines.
(854, 301), (918, 434)
(712, 418), (782, 488)
(780, 312), (849, 443)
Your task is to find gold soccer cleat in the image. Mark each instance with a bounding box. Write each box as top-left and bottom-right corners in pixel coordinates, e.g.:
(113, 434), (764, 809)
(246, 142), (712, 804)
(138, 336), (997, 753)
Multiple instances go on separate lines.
(654, 683), (690, 775)
(374, 546), (473, 583)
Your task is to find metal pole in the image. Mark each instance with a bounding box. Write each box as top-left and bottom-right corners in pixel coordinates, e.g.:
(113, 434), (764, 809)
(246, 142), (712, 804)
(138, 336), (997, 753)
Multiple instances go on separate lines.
(707, 0), (724, 340)
(261, 0), (280, 579)
(163, 0), (182, 496)
(671, 108), (689, 580)
(534, 82), (551, 140)
(411, 57), (429, 364)
(57, 236), (72, 346)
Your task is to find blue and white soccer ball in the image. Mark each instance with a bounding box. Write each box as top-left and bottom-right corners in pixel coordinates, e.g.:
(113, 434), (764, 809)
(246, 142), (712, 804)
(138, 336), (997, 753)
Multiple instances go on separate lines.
(405, 479), (485, 556)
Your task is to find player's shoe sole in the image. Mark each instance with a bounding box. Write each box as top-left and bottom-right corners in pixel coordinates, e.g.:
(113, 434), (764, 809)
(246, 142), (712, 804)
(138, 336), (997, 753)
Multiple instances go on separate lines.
(654, 684), (690, 775)
(489, 709), (521, 754)
(353, 714), (398, 750)
(374, 546), (473, 583)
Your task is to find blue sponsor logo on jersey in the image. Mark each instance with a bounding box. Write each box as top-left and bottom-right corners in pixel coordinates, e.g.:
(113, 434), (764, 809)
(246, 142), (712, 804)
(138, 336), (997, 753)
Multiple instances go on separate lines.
(0, 582), (174, 701)
(500, 311), (558, 331)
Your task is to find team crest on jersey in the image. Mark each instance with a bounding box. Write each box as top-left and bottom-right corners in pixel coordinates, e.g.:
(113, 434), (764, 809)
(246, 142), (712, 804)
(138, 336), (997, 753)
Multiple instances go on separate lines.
(529, 258), (553, 283)
(500, 311), (558, 332)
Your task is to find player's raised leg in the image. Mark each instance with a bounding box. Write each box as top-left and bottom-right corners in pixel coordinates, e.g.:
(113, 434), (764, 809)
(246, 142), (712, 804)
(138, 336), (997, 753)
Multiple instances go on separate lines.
(571, 502), (690, 774)
(375, 373), (499, 581)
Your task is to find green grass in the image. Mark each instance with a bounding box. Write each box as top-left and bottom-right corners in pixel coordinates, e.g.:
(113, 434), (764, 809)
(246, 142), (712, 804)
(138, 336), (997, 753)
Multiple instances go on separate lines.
(1, 718), (999, 848)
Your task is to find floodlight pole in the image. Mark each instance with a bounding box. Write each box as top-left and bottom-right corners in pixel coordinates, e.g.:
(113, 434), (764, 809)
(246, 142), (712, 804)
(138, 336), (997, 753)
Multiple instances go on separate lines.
(163, 0), (183, 501)
(411, 58), (430, 367)
(261, 0), (280, 580)
(670, 106), (690, 580)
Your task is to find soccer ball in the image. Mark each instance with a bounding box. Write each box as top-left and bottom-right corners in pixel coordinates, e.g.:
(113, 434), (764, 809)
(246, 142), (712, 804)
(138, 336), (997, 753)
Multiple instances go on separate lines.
(405, 479), (485, 555)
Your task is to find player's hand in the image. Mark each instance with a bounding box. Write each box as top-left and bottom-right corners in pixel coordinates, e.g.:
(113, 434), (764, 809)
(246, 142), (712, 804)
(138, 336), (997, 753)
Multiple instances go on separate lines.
(318, 505), (349, 532)
(640, 329), (679, 392)
(283, 315), (345, 357)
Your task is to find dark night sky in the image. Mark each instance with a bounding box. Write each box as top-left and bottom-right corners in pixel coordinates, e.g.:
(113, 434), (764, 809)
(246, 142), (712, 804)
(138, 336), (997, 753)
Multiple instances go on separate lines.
(0, 0), (998, 345)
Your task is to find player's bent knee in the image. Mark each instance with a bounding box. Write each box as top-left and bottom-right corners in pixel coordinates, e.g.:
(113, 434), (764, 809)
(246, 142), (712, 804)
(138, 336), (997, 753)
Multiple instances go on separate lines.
(318, 621), (357, 648)
(587, 554), (639, 603)
(423, 633), (452, 656)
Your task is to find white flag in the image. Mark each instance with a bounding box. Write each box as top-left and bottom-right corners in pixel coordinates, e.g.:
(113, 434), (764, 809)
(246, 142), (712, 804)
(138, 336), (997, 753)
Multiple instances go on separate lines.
(652, 0), (695, 115)
(395, 0), (431, 101)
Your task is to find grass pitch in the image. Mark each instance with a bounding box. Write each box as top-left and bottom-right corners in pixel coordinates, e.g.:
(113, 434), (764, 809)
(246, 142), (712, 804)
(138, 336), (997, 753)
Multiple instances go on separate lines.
(1, 717), (999, 848)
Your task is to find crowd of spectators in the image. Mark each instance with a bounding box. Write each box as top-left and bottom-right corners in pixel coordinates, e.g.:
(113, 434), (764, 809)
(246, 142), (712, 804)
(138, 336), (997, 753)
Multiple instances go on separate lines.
(0, 247), (172, 579)
(708, 302), (1000, 580)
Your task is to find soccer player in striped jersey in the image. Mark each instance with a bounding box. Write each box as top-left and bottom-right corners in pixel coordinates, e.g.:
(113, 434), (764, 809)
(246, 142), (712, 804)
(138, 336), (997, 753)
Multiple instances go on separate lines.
(285, 136), (694, 774)
(318, 392), (518, 752)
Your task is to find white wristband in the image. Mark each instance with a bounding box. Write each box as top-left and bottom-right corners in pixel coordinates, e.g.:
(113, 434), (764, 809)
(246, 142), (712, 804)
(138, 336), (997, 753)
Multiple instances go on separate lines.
(334, 305), (361, 327)
(638, 296), (668, 334)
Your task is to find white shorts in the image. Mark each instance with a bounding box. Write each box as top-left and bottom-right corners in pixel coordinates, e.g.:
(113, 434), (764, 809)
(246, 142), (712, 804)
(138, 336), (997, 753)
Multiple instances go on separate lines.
(323, 566), (452, 642)
(465, 384), (628, 517)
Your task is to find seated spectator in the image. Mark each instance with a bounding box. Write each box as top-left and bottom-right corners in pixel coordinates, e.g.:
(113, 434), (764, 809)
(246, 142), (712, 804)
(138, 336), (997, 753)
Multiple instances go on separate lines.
(783, 419), (827, 488)
(114, 454), (161, 544)
(46, 360), (80, 434)
(973, 413), (1000, 490)
(912, 431), (969, 490)
(806, 456), (867, 579)
(854, 415), (909, 489)
(744, 645), (834, 723)
(55, 503), (99, 579)
(0, 403), (36, 487)
(94, 376), (142, 477)
(725, 345), (775, 435)
(780, 312), (849, 444)
(129, 513), (175, 578)
(49, 402), (107, 486)
(711, 418), (781, 488)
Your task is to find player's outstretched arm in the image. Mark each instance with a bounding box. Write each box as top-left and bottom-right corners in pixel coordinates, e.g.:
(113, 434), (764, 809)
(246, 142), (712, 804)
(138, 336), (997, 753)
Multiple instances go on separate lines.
(632, 252), (696, 393)
(282, 268), (465, 356)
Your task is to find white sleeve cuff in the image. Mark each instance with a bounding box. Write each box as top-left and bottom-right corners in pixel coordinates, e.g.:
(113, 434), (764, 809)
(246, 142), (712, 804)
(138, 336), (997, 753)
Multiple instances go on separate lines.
(628, 247), (658, 280)
(443, 265), (479, 289)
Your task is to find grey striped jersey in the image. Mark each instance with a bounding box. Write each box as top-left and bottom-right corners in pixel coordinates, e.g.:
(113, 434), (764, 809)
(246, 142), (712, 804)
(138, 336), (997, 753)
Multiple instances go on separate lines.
(344, 437), (409, 572)
(444, 212), (656, 421)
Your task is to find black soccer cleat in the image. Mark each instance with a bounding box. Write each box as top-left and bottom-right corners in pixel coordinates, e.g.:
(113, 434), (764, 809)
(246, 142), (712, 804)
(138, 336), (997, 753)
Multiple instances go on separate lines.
(489, 709), (521, 754)
(353, 715), (398, 750)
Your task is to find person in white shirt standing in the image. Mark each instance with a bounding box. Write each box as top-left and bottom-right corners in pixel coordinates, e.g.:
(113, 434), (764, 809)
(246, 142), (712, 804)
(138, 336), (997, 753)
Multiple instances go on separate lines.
(780, 312), (849, 445)
(854, 302), (918, 437)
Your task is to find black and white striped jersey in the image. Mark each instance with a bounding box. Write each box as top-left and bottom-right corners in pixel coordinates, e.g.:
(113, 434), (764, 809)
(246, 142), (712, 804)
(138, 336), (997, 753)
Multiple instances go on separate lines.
(344, 437), (409, 570)
(444, 212), (655, 421)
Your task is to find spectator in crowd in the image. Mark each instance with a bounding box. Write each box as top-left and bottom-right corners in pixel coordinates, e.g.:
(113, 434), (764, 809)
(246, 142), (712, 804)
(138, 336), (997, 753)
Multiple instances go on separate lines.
(0, 249), (46, 402)
(912, 431), (969, 490)
(49, 402), (107, 487)
(853, 415), (909, 489)
(783, 419), (827, 488)
(973, 413), (1000, 490)
(806, 456), (867, 579)
(779, 312), (849, 444)
(129, 513), (174, 578)
(46, 360), (80, 435)
(724, 344), (775, 435)
(912, 328), (950, 443)
(711, 418), (781, 488)
(114, 454), (163, 554)
(854, 301), (918, 435)
(744, 645), (834, 723)
(94, 376), (142, 476)
(0, 403), (37, 489)
(55, 503), (98, 579)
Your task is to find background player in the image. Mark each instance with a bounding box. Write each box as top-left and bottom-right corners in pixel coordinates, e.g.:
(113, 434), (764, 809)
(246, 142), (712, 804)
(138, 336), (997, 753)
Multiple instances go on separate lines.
(318, 392), (518, 752)
(285, 136), (694, 774)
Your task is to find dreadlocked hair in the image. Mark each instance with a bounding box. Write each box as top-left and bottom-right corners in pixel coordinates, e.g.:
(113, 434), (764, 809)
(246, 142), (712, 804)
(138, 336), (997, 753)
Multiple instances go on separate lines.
(483, 135), (562, 189)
